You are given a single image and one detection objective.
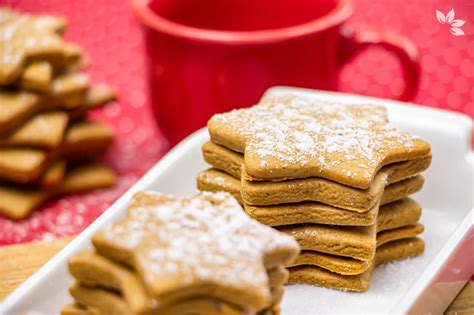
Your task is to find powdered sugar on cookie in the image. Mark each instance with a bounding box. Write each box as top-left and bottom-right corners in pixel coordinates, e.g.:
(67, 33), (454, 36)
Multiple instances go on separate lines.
(210, 95), (430, 188)
(101, 191), (299, 304)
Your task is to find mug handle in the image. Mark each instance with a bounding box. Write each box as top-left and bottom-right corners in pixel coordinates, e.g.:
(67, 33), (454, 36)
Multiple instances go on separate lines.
(339, 26), (420, 101)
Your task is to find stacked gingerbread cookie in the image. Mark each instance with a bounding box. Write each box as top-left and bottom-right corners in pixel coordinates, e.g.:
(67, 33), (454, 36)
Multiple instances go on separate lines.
(197, 94), (432, 291)
(0, 9), (116, 220)
(62, 191), (299, 315)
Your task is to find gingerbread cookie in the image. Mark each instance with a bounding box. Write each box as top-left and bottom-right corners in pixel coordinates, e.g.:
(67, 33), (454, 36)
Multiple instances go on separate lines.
(201, 140), (429, 210)
(62, 120), (113, 159)
(279, 224), (377, 261)
(288, 237), (425, 291)
(37, 159), (66, 189)
(202, 140), (243, 179)
(197, 168), (243, 204)
(91, 192), (299, 311)
(0, 111), (69, 148)
(277, 198), (423, 262)
(68, 252), (286, 315)
(377, 224), (424, 247)
(0, 83), (116, 137)
(245, 186), (422, 227)
(0, 119), (113, 183)
(241, 171), (424, 210)
(289, 223), (424, 275)
(0, 90), (41, 135)
(197, 168), (423, 227)
(203, 140), (431, 185)
(68, 250), (153, 315)
(0, 162), (115, 220)
(208, 95), (431, 188)
(0, 8), (81, 85)
(68, 282), (261, 315)
(0, 147), (49, 182)
(19, 61), (53, 91)
(47, 72), (89, 109)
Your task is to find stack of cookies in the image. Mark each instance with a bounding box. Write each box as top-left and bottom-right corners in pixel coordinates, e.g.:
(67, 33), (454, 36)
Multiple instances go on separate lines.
(0, 9), (117, 220)
(197, 95), (432, 291)
(62, 191), (299, 315)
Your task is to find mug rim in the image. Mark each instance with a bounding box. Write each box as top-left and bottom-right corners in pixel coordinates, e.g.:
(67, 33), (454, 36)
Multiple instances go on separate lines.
(131, 0), (353, 44)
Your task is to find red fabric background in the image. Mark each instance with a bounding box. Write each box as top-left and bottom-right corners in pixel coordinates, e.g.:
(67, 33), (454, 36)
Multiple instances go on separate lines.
(0, 0), (472, 245)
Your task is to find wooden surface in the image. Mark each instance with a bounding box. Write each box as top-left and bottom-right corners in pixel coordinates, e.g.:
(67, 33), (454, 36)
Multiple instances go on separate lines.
(0, 238), (473, 314)
(0, 237), (73, 300)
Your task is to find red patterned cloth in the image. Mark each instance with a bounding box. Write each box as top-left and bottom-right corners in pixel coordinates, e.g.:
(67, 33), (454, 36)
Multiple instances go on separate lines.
(0, 0), (472, 245)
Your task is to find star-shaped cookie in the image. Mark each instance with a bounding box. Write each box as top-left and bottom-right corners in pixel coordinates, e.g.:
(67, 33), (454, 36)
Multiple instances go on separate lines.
(92, 191), (299, 311)
(208, 95), (431, 189)
(0, 8), (80, 85)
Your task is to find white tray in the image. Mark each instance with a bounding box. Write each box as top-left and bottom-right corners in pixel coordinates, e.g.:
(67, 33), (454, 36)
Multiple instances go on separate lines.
(2, 87), (473, 314)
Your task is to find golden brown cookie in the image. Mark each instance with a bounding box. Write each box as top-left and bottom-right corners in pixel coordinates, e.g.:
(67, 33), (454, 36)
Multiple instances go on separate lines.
(377, 224), (424, 247)
(208, 95), (431, 188)
(0, 83), (116, 137)
(379, 175), (424, 206)
(37, 159), (66, 189)
(0, 90), (41, 135)
(69, 249), (288, 314)
(0, 111), (69, 148)
(62, 120), (114, 159)
(0, 147), (50, 183)
(197, 168), (422, 226)
(202, 141), (243, 179)
(241, 171), (424, 210)
(202, 139), (429, 210)
(68, 85), (118, 119)
(267, 265), (289, 288)
(377, 198), (422, 232)
(68, 282), (261, 315)
(1, 70), (89, 130)
(46, 72), (89, 109)
(0, 184), (49, 220)
(0, 8), (80, 85)
(289, 222), (424, 275)
(279, 224), (377, 261)
(197, 168), (243, 204)
(289, 250), (371, 276)
(19, 61), (53, 91)
(91, 192), (299, 311)
(60, 303), (99, 315)
(245, 194), (421, 228)
(0, 119), (113, 183)
(69, 250), (152, 315)
(276, 198), (422, 262)
(288, 237), (425, 291)
(69, 283), (132, 315)
(61, 162), (116, 194)
(202, 140), (431, 183)
(0, 162), (115, 220)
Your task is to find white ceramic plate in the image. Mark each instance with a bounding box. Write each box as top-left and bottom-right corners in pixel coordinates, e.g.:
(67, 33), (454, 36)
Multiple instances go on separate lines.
(2, 87), (473, 314)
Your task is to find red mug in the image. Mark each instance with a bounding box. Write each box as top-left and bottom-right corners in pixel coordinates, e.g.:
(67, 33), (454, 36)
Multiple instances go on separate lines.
(132, 0), (420, 145)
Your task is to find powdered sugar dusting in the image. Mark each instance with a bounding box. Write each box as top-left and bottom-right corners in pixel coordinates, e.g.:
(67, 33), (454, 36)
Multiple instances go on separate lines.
(212, 95), (423, 183)
(197, 170), (228, 186)
(102, 191), (298, 299)
(0, 9), (65, 70)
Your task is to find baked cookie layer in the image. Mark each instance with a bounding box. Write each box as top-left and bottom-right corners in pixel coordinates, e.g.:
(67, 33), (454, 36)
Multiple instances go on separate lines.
(288, 237), (425, 291)
(197, 168), (422, 226)
(91, 192), (299, 311)
(203, 140), (431, 185)
(288, 222), (424, 275)
(208, 95), (431, 188)
(0, 162), (116, 220)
